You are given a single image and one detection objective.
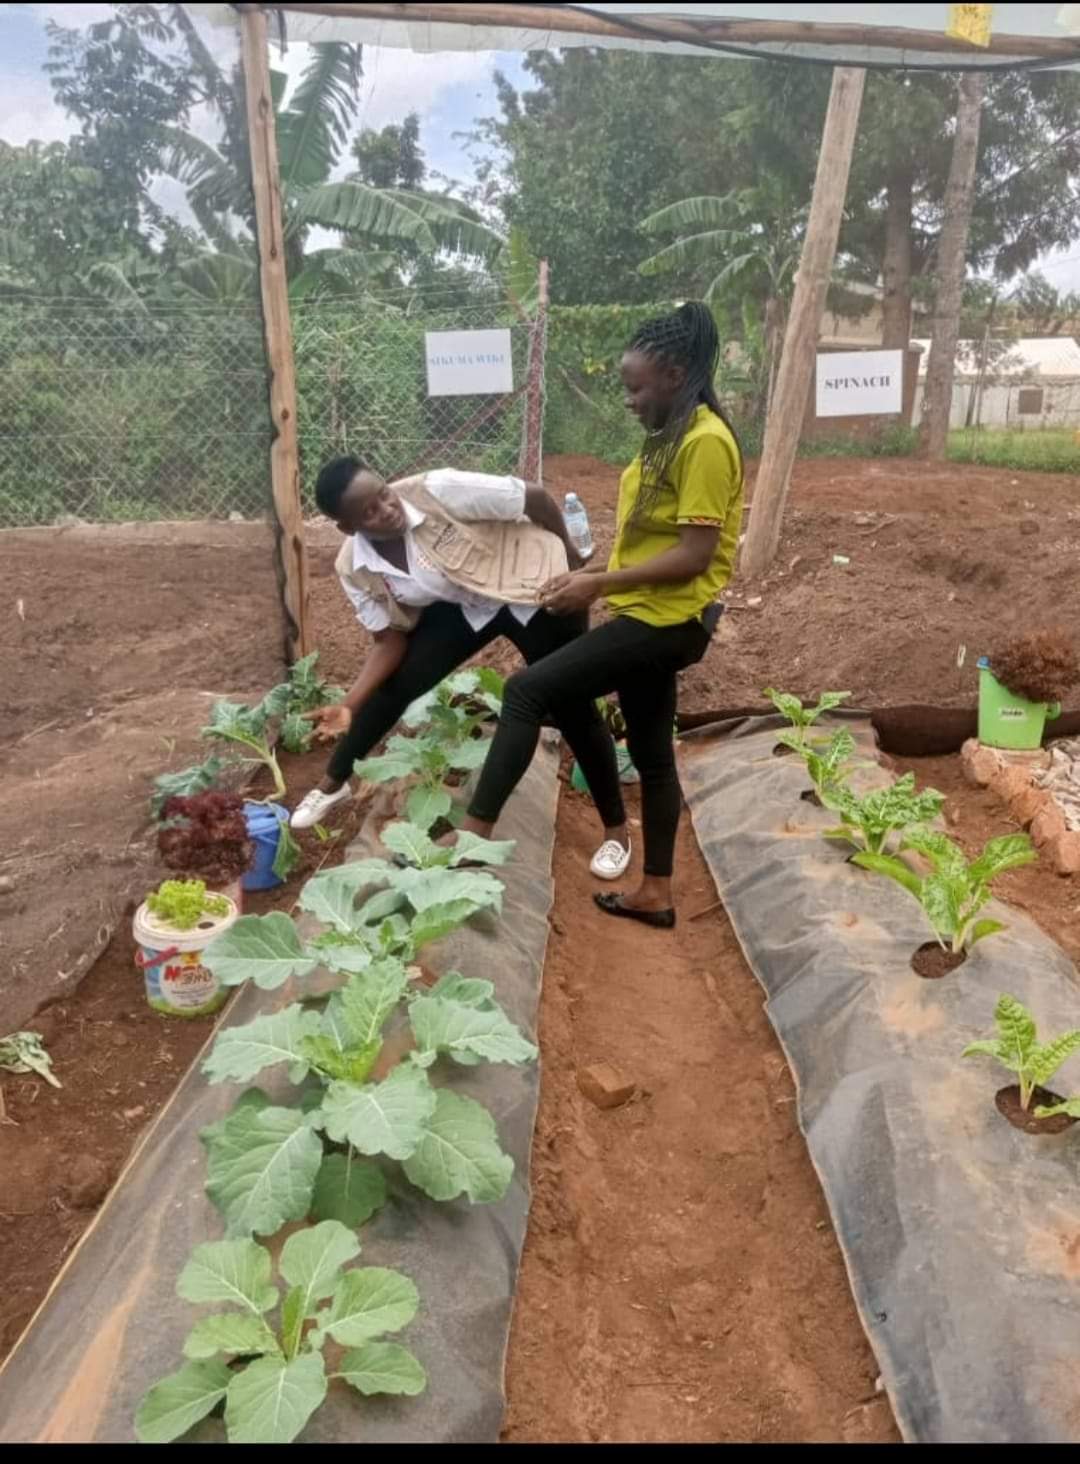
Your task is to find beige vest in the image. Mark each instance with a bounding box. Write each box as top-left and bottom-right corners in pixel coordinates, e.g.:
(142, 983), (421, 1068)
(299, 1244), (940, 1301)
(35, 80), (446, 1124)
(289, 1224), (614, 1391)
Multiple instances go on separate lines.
(334, 475), (568, 632)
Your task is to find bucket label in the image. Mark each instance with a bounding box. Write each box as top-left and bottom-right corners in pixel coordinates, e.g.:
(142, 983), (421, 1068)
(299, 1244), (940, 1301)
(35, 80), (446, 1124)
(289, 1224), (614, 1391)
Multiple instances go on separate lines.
(140, 946), (223, 1014)
(160, 952), (218, 1009)
(999, 708), (1027, 720)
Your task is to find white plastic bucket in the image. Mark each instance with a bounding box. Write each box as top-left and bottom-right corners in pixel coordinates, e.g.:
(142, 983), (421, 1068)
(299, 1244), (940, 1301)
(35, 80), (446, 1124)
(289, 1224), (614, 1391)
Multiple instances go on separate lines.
(133, 896), (238, 1018)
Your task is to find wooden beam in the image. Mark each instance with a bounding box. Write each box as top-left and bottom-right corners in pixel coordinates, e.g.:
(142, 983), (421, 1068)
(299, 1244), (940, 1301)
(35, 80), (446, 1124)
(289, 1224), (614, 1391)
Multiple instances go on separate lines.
(269, 3), (1080, 63)
(239, 5), (311, 663)
(742, 67), (867, 579)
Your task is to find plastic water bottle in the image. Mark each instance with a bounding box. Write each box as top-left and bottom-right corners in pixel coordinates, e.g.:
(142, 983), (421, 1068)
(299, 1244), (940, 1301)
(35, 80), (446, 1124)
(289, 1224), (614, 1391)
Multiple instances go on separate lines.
(563, 492), (594, 562)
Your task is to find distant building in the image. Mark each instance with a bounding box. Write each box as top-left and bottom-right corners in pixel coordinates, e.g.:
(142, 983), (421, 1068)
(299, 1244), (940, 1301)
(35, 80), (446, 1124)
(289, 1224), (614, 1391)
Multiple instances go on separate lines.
(911, 337), (1080, 429)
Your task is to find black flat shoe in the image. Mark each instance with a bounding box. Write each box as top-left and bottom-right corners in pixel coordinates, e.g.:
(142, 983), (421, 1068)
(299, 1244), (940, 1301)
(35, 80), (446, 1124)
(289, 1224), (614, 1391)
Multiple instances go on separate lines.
(593, 892), (676, 929)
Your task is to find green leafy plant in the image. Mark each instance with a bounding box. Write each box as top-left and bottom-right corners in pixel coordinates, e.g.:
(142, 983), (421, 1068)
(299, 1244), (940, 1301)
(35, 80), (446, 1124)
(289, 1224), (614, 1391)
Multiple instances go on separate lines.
(262, 652), (345, 756)
(765, 688), (851, 749)
(963, 995), (1080, 1112)
(195, 824), (533, 1232)
(854, 829), (1037, 955)
(355, 669), (505, 832)
(151, 755), (227, 818)
(822, 773), (946, 855)
(134, 1224), (425, 1444)
(147, 879), (230, 932)
(202, 700), (288, 803)
(0, 1030), (61, 1088)
(779, 726), (856, 802)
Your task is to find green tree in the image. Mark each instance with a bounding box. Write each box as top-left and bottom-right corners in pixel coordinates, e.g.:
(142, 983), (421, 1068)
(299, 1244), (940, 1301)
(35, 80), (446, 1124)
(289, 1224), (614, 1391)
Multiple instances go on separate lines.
(844, 68), (1080, 347)
(638, 180), (805, 413)
(351, 113), (425, 190)
(44, 4), (198, 250)
(468, 50), (828, 305)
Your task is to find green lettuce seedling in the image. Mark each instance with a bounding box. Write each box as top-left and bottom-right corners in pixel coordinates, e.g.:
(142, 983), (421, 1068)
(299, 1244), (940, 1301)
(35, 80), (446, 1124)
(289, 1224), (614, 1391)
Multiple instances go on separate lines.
(765, 688), (851, 749)
(823, 773), (946, 855)
(147, 879), (229, 931)
(778, 727), (856, 802)
(963, 994), (1080, 1112)
(854, 828), (1036, 955)
(135, 1224), (425, 1444)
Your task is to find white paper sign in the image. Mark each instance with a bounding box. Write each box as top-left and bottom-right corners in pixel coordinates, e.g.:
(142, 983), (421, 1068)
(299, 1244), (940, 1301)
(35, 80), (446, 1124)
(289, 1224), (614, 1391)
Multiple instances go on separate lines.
(815, 349), (903, 417)
(424, 329), (514, 397)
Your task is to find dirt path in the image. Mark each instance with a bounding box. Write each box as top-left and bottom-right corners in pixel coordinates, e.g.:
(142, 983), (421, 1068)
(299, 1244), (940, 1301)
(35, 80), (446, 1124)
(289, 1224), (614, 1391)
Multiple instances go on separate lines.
(502, 783), (898, 1444)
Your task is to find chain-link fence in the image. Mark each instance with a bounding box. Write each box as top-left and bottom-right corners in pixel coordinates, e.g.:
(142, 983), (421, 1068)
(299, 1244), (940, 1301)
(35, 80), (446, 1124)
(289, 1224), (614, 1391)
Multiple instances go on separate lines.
(0, 300), (271, 526)
(0, 284), (546, 528)
(293, 285), (543, 505)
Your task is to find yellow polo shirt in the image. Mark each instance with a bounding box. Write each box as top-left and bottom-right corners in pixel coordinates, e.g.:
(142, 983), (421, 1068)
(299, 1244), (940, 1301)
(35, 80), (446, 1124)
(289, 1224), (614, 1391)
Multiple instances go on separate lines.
(605, 405), (743, 627)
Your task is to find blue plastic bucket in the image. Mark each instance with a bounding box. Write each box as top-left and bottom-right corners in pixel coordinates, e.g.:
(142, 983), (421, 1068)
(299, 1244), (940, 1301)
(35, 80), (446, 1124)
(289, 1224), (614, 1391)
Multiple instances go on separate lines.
(243, 801), (289, 891)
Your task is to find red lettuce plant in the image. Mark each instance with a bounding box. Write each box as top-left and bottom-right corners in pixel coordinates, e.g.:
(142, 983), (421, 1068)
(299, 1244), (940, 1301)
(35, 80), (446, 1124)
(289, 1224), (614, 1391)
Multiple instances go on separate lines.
(158, 793), (254, 886)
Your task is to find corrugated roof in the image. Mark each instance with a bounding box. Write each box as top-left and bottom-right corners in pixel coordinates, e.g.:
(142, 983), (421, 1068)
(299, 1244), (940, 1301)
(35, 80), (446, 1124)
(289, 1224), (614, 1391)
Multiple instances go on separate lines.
(912, 337), (1080, 379)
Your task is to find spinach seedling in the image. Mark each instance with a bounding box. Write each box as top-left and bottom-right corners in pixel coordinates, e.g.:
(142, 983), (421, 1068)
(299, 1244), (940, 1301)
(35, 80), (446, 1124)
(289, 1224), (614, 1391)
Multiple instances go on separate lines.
(765, 688), (851, 749)
(854, 828), (1036, 955)
(778, 726), (856, 802)
(135, 1224), (425, 1443)
(822, 773), (946, 855)
(963, 994), (1080, 1112)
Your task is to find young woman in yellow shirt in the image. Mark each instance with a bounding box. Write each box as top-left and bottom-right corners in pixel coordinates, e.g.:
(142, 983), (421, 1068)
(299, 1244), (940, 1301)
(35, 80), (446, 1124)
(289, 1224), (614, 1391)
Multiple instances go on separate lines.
(457, 301), (744, 928)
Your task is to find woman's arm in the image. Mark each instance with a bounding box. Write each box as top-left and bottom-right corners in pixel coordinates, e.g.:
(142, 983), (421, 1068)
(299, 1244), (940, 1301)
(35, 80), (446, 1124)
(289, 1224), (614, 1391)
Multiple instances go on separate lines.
(305, 627), (409, 738)
(540, 525), (719, 613)
(524, 484), (583, 569)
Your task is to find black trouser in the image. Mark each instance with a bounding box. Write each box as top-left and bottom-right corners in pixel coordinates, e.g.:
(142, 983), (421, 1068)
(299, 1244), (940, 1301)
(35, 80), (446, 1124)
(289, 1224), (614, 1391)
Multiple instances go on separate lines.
(328, 602), (624, 826)
(469, 614), (710, 879)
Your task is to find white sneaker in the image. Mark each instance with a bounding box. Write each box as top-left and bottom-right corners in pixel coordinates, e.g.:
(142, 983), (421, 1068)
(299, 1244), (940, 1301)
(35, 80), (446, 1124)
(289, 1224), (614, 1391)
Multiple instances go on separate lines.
(590, 838), (632, 880)
(291, 785), (351, 830)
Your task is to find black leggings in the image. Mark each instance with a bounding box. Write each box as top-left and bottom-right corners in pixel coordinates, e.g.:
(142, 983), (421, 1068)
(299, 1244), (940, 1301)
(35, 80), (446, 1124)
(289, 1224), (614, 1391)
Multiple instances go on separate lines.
(328, 602), (624, 827)
(469, 614), (709, 878)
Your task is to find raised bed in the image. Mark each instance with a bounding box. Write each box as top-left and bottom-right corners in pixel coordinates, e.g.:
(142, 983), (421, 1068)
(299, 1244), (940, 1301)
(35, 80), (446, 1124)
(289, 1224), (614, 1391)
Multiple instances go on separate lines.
(681, 715), (1080, 1444)
(0, 748), (558, 1445)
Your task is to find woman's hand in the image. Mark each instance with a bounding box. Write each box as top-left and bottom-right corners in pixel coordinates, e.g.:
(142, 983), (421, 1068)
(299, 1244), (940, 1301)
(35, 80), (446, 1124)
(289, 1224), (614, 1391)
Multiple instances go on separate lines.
(539, 570), (604, 615)
(302, 703), (353, 742)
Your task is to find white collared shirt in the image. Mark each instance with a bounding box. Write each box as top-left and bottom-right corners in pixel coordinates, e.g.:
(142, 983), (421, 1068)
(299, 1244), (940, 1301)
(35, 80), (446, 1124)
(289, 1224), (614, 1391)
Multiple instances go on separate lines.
(340, 468), (539, 634)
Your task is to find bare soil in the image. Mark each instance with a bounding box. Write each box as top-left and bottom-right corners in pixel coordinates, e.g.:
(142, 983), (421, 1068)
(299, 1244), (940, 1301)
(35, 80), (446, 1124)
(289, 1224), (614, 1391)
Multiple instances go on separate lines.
(502, 781), (898, 1444)
(548, 452), (1080, 713)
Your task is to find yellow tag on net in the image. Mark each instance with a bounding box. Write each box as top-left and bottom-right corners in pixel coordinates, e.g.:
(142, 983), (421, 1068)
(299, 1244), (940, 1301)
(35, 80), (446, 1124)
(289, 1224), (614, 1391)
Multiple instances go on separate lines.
(946, 3), (994, 47)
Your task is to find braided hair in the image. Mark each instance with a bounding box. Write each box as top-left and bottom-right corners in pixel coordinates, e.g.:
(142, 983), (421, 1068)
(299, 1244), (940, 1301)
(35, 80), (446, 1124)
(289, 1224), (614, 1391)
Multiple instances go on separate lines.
(626, 301), (742, 528)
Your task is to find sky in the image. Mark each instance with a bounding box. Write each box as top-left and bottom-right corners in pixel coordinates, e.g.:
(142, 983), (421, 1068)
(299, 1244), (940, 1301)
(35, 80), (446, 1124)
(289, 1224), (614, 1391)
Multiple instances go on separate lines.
(2, 2), (527, 239)
(4, 2), (1080, 293)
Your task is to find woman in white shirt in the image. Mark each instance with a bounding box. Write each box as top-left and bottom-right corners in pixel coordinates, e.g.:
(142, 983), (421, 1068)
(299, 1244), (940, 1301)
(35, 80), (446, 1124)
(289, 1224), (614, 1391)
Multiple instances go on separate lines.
(292, 455), (632, 881)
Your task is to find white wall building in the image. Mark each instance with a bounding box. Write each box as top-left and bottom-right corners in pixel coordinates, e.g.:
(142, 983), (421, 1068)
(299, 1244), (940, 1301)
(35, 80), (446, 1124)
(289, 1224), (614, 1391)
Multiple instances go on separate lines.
(911, 337), (1080, 430)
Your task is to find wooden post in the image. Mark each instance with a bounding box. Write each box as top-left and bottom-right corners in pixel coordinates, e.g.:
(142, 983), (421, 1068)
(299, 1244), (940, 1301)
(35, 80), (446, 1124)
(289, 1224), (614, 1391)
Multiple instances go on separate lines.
(742, 67), (866, 578)
(239, 5), (311, 662)
(919, 72), (985, 460)
(518, 259), (550, 483)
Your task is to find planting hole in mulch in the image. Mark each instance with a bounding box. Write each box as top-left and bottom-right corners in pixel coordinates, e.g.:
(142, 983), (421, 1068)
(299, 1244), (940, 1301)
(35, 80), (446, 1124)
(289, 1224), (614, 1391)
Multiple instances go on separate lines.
(995, 1085), (1078, 1136)
(911, 942), (967, 980)
(772, 743), (795, 758)
(800, 788), (822, 806)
